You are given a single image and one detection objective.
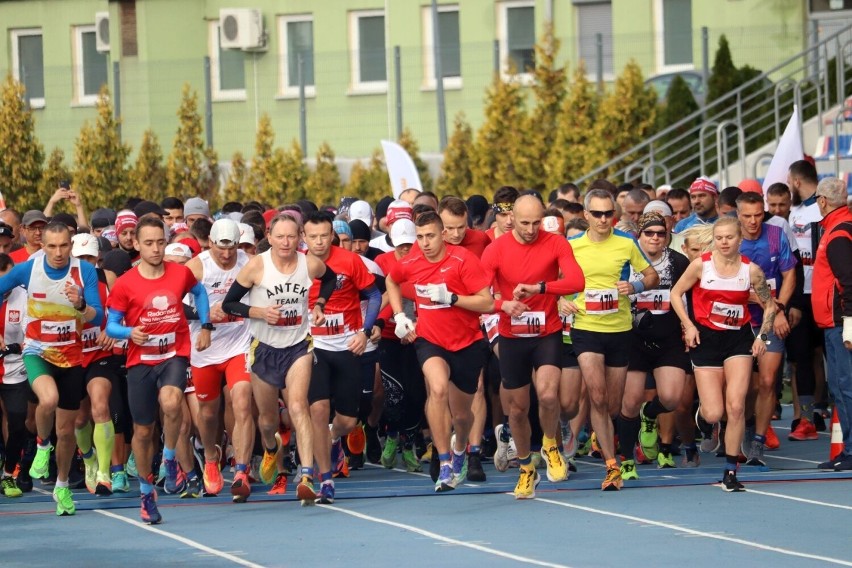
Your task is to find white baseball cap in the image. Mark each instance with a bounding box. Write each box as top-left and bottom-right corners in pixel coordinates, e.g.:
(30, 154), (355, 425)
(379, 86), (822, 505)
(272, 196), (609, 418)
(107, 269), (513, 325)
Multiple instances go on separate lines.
(238, 223), (255, 246)
(349, 200), (373, 225)
(390, 219), (416, 247)
(643, 200), (673, 217)
(164, 242), (193, 259)
(209, 219), (241, 247)
(71, 233), (100, 258)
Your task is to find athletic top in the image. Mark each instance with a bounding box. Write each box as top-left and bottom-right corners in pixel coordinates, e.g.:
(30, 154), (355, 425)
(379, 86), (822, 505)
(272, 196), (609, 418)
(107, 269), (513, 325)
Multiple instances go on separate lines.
(692, 252), (752, 331)
(190, 250), (252, 366)
(740, 223), (796, 326)
(81, 269), (111, 368)
(628, 248), (690, 341)
(375, 251), (416, 341)
(247, 250), (312, 349)
(789, 196), (822, 294)
(568, 229), (651, 333)
(107, 261), (198, 367)
(0, 287), (27, 385)
(390, 244), (490, 351)
(308, 246), (375, 352)
(9, 247), (32, 264)
(674, 212), (719, 233)
(457, 229), (491, 258)
(481, 230), (585, 339)
(358, 255), (384, 354)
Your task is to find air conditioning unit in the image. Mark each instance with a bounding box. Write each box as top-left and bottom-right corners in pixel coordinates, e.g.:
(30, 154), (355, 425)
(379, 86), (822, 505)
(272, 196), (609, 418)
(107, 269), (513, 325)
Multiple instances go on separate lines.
(219, 8), (264, 50)
(95, 11), (110, 53)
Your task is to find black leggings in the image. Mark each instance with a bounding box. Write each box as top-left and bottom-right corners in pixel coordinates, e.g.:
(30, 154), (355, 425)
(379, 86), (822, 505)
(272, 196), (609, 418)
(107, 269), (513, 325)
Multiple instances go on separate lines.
(109, 366), (134, 439)
(379, 340), (425, 436)
(0, 382), (35, 474)
(787, 302), (822, 398)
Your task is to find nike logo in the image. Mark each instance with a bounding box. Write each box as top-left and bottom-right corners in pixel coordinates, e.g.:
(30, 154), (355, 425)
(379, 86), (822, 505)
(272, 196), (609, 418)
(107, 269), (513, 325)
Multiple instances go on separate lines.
(440, 267), (451, 273)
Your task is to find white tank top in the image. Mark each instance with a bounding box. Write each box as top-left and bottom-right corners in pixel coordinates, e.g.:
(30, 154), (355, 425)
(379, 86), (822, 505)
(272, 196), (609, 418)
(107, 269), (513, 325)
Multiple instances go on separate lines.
(190, 250), (252, 366)
(248, 250), (313, 349)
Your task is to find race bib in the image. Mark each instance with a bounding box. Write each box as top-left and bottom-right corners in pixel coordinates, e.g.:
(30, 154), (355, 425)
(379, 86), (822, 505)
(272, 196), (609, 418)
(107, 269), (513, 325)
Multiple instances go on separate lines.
(140, 332), (176, 362)
(585, 288), (619, 315)
(273, 307), (303, 329)
(81, 327), (101, 353)
(40, 320), (77, 347)
(561, 313), (573, 337)
(311, 312), (345, 337)
(635, 289), (671, 315)
(709, 302), (745, 330)
(112, 339), (128, 357)
(481, 313), (500, 343)
(510, 311), (545, 338)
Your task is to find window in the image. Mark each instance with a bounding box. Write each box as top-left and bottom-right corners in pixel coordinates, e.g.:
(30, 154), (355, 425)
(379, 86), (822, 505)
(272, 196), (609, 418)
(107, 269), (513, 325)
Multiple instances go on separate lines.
(209, 21), (246, 101)
(422, 5), (461, 89)
(10, 29), (45, 108)
(498, 1), (535, 79)
(278, 15), (315, 98)
(656, 0), (693, 70)
(576, 1), (613, 79)
(73, 25), (109, 105)
(349, 10), (387, 93)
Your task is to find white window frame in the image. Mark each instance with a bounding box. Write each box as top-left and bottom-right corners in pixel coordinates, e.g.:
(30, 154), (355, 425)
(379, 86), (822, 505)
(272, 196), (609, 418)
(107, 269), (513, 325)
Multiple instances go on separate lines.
(73, 25), (109, 106)
(208, 20), (247, 102)
(11, 28), (45, 109)
(277, 14), (316, 99)
(654, 0), (694, 74)
(497, 0), (535, 84)
(348, 9), (388, 95)
(421, 4), (462, 91)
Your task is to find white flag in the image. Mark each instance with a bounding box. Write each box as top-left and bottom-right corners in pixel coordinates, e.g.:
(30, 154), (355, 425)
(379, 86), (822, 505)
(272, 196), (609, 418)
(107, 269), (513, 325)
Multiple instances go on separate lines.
(762, 106), (803, 195)
(381, 140), (422, 199)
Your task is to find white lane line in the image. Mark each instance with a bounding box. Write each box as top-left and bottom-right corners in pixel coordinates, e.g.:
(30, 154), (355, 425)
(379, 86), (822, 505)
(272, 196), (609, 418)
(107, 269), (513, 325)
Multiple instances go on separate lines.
(762, 454), (821, 464)
(94, 509), (265, 568)
(746, 489), (852, 511)
(535, 497), (852, 566)
(317, 504), (569, 568)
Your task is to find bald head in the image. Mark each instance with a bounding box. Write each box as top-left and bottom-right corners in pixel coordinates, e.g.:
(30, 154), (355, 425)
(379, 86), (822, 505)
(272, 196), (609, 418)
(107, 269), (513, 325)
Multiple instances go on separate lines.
(514, 194), (545, 217)
(512, 194), (545, 244)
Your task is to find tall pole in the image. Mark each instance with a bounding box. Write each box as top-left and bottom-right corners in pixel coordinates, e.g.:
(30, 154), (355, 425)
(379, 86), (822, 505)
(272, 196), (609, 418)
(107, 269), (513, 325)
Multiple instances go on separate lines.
(431, 0), (447, 150)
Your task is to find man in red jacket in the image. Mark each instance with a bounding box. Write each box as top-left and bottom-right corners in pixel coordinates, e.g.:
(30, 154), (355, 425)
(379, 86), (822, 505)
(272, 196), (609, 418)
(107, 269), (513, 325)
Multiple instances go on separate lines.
(811, 177), (852, 471)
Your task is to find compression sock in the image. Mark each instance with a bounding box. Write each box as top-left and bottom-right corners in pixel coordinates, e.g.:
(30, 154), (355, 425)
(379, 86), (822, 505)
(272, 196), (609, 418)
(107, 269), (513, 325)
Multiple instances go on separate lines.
(93, 421), (115, 475)
(75, 421), (94, 458)
(642, 396), (668, 419)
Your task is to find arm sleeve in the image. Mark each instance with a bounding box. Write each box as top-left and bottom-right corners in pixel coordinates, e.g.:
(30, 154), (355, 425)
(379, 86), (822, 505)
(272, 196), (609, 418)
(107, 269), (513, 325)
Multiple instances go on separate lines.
(81, 263), (104, 325)
(361, 285), (382, 330)
(827, 237), (852, 317)
(317, 265), (337, 303)
(0, 262), (32, 297)
(105, 310), (132, 340)
(189, 282), (210, 324)
(546, 239), (586, 296)
(222, 280), (252, 318)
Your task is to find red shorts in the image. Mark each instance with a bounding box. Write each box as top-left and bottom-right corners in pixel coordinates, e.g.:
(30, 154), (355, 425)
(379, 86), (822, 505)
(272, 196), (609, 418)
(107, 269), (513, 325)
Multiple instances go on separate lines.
(191, 354), (251, 402)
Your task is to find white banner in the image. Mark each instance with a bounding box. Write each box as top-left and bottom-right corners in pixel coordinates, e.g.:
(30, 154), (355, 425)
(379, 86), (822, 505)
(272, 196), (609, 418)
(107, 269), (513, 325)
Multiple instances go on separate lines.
(762, 106), (803, 197)
(381, 140), (422, 199)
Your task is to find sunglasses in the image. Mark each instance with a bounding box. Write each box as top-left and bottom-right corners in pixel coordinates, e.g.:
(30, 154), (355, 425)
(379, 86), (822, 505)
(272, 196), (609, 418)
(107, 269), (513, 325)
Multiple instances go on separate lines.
(642, 230), (667, 238)
(588, 209), (615, 219)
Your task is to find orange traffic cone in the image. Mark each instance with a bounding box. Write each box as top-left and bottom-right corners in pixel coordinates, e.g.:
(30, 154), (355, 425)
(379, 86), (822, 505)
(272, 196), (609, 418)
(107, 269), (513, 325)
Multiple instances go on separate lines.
(830, 407), (844, 460)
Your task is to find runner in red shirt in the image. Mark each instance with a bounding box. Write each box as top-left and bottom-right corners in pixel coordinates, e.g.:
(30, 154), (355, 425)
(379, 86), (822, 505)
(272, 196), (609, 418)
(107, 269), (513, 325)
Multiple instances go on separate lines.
(107, 216), (213, 524)
(388, 211), (493, 492)
(480, 195), (585, 499)
(485, 186), (519, 241)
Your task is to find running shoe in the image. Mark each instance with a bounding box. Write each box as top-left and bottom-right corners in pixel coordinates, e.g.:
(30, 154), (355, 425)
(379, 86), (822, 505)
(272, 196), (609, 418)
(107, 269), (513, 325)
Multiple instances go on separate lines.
(420, 441), (433, 464)
(111, 471), (130, 493)
(638, 403), (659, 457)
(163, 459), (187, 495)
(494, 424), (511, 472)
(1, 476), (22, 498)
(125, 452), (138, 479)
(765, 425), (780, 450)
(95, 471), (112, 496)
(589, 432), (603, 459)
(541, 444), (568, 482)
(316, 480), (335, 504)
(349, 452), (364, 470)
(513, 467), (541, 499)
(832, 455), (852, 471)
(29, 443), (53, 480)
(466, 451), (485, 482)
(346, 424), (366, 470)
(53, 486), (75, 516)
(83, 453), (98, 494)
(268, 472), (288, 495)
(451, 452), (468, 487)
(381, 436), (399, 469)
(231, 471), (251, 503)
(601, 466), (623, 491)
(745, 440), (766, 467)
(259, 433), (281, 485)
(402, 447), (422, 473)
(296, 475), (316, 505)
(656, 451), (676, 469)
(203, 460), (224, 496)
(788, 418), (818, 441)
(331, 438), (349, 478)
(140, 490), (161, 524)
(634, 444), (651, 465)
(720, 470), (745, 492)
(568, 457), (577, 473)
(813, 411), (827, 432)
(561, 423), (578, 460)
(181, 475), (201, 498)
(620, 459), (639, 480)
(695, 407), (720, 453)
(365, 424), (382, 464)
(435, 464), (454, 492)
(741, 425), (756, 456)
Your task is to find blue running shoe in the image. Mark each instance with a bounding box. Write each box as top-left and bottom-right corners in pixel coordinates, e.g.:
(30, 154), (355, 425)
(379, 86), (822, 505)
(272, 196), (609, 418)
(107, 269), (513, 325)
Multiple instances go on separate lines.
(435, 464), (454, 492)
(140, 490), (162, 524)
(163, 458), (187, 495)
(316, 480), (335, 504)
(450, 452), (467, 488)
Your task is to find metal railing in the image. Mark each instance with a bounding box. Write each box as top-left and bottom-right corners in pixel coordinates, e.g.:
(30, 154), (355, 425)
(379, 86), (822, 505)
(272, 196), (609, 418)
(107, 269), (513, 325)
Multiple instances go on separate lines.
(576, 24), (852, 188)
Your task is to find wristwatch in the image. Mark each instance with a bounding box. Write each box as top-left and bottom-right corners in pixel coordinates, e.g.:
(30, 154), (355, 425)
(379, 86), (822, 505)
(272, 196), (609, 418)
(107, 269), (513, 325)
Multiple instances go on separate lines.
(758, 333), (771, 345)
(450, 293), (459, 306)
(76, 297), (87, 312)
(201, 323), (215, 331)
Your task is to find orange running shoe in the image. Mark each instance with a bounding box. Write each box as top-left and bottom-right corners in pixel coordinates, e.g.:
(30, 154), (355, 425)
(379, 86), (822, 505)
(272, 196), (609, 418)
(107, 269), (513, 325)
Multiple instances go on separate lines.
(230, 470), (251, 503)
(203, 460), (224, 496)
(347, 423), (366, 455)
(788, 418), (818, 441)
(765, 425), (780, 450)
(296, 475), (316, 506)
(268, 472), (288, 495)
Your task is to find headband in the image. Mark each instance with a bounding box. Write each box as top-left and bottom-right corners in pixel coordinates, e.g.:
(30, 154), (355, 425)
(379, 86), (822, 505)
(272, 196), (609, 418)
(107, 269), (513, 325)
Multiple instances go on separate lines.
(492, 202), (514, 214)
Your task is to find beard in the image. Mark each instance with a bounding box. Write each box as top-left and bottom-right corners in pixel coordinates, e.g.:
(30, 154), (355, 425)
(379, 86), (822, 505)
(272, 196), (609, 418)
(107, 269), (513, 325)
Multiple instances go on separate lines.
(792, 191), (802, 206)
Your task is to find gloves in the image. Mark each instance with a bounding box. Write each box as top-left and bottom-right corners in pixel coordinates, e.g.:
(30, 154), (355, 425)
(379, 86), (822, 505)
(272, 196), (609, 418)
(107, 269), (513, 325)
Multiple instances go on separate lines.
(393, 313), (415, 339)
(844, 316), (852, 346)
(426, 284), (453, 305)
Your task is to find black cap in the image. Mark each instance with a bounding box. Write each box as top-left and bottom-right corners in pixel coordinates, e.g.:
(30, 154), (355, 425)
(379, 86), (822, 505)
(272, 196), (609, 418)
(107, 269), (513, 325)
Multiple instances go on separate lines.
(97, 236), (113, 253)
(133, 200), (167, 218)
(348, 219), (371, 241)
(375, 196), (394, 221)
(91, 207), (117, 229)
(0, 224), (13, 239)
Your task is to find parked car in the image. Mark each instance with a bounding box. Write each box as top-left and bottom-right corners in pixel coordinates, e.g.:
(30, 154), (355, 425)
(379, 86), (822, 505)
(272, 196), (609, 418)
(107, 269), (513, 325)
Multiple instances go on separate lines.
(645, 70), (706, 107)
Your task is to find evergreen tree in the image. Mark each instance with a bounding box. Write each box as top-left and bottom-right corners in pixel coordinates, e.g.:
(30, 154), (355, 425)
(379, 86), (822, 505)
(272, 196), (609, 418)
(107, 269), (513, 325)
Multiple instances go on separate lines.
(345, 149), (390, 203)
(657, 74), (701, 185)
(436, 113), (475, 197)
(73, 86), (132, 209)
(707, 35), (738, 107)
(0, 75), (44, 211)
(166, 83), (205, 199)
(547, 62), (599, 187)
(278, 140), (310, 202)
(397, 127), (433, 193)
(223, 151), (249, 203)
(249, 113), (280, 205)
(38, 148), (72, 212)
(305, 141), (342, 207)
(131, 129), (166, 203)
(198, 146), (221, 211)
